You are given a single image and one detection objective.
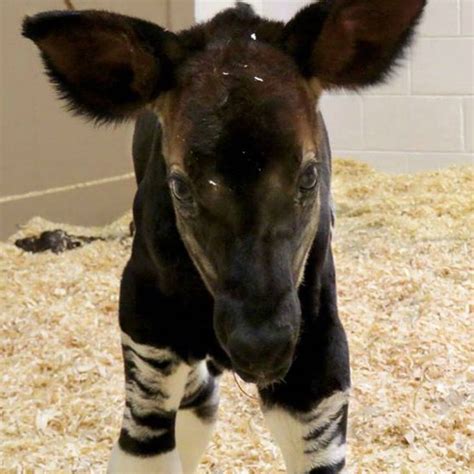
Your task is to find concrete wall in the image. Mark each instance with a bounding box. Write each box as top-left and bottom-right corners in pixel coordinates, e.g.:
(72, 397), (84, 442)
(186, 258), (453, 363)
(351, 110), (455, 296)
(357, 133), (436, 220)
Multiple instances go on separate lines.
(196, 0), (474, 172)
(0, 0), (194, 239)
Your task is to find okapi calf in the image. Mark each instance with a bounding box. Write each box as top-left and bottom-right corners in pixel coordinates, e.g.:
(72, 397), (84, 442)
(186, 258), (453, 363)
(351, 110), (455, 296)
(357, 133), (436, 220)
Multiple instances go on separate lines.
(23, 1), (425, 472)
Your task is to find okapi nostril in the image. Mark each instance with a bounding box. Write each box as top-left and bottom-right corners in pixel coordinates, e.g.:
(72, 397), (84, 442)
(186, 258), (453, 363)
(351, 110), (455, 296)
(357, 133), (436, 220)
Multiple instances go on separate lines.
(227, 326), (296, 377)
(232, 355), (256, 373)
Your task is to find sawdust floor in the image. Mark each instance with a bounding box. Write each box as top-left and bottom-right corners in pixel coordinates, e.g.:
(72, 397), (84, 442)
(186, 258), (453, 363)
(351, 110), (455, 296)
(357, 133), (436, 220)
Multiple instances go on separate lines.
(0, 160), (472, 473)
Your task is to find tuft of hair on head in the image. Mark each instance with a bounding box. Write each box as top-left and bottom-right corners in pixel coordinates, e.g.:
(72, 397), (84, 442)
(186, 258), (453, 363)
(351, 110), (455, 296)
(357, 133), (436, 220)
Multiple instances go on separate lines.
(235, 2), (256, 16)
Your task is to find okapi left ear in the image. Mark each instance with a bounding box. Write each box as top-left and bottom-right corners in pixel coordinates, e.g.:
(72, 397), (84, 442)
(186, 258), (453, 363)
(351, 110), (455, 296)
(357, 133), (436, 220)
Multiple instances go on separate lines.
(283, 0), (426, 89)
(22, 10), (184, 123)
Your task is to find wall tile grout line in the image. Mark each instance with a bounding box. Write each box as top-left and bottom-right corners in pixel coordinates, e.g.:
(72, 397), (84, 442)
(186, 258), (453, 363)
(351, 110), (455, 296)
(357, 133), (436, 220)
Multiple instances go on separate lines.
(336, 94), (473, 99)
(360, 94), (366, 149)
(458, 0), (462, 36)
(334, 150), (474, 157)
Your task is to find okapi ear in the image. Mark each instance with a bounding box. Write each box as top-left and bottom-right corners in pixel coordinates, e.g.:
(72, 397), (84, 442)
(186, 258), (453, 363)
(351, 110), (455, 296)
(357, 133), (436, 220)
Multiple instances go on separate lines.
(283, 0), (426, 89)
(22, 10), (184, 123)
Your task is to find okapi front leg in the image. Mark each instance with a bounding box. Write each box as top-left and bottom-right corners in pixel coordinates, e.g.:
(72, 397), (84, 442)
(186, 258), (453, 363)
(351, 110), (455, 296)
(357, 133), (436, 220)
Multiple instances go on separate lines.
(261, 390), (350, 474)
(108, 332), (190, 474)
(176, 360), (221, 473)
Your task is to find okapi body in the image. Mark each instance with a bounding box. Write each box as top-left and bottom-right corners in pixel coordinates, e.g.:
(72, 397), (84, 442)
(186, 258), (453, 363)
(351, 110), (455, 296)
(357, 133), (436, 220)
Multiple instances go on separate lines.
(23, 2), (425, 472)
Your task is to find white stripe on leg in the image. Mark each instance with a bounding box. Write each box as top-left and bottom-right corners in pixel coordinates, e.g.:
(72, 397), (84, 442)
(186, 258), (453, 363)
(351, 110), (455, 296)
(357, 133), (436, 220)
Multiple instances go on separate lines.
(108, 443), (182, 474)
(176, 410), (215, 474)
(262, 390), (349, 474)
(108, 332), (190, 473)
(264, 408), (307, 474)
(176, 361), (220, 473)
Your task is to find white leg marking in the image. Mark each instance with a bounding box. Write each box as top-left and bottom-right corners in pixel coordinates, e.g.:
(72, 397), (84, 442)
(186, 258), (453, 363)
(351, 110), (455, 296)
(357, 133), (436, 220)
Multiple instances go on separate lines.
(122, 405), (167, 441)
(121, 331), (190, 414)
(121, 332), (178, 361)
(176, 410), (215, 474)
(176, 361), (220, 474)
(108, 444), (182, 474)
(305, 413), (343, 453)
(109, 333), (191, 473)
(303, 390), (349, 433)
(264, 408), (307, 474)
(306, 435), (346, 471)
(182, 361), (208, 400)
(263, 390), (349, 474)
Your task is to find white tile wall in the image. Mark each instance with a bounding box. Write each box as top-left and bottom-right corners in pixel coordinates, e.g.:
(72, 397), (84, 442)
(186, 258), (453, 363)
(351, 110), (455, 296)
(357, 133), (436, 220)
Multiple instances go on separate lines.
(461, 0), (474, 35)
(464, 97), (474, 152)
(194, 0), (474, 172)
(418, 0), (460, 36)
(363, 97), (463, 152)
(319, 96), (364, 150)
(411, 38), (473, 94)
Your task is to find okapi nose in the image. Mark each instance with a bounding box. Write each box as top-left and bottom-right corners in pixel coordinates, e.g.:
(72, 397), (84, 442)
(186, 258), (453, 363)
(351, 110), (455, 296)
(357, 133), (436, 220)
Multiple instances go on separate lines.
(227, 326), (295, 377)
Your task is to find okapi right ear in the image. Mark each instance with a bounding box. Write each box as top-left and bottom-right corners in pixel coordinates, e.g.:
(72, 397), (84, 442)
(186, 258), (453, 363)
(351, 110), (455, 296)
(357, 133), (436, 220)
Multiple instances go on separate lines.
(283, 0), (426, 89)
(22, 10), (184, 123)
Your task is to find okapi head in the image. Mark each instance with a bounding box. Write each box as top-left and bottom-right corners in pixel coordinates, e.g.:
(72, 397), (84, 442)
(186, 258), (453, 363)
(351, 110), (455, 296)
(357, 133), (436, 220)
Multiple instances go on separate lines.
(23, 1), (425, 384)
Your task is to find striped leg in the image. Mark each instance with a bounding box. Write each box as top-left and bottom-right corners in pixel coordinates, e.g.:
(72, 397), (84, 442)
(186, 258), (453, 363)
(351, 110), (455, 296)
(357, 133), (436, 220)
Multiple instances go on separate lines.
(176, 360), (221, 474)
(108, 332), (190, 474)
(261, 390), (350, 474)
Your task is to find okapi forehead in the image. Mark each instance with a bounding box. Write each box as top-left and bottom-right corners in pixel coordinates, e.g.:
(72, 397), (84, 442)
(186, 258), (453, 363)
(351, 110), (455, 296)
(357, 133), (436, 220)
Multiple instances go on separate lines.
(171, 42), (317, 187)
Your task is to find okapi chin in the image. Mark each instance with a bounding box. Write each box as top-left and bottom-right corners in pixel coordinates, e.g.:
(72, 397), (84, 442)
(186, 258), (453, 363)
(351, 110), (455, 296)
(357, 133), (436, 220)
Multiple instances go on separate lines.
(23, 1), (426, 472)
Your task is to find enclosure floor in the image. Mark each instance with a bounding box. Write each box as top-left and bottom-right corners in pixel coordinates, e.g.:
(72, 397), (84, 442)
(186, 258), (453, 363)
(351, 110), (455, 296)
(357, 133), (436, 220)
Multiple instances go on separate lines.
(1, 160), (472, 472)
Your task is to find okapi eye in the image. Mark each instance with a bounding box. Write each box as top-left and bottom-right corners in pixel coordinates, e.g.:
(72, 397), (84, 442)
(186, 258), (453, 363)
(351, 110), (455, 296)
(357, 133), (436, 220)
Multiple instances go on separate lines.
(299, 162), (318, 191)
(169, 175), (193, 203)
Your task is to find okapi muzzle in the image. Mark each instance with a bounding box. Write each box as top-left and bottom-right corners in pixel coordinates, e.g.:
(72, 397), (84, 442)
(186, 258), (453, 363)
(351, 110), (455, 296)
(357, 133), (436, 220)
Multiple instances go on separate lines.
(214, 238), (302, 384)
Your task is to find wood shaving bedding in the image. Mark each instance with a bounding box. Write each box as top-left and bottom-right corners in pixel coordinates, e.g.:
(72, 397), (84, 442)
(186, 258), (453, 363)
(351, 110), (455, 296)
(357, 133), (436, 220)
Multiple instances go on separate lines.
(0, 160), (472, 472)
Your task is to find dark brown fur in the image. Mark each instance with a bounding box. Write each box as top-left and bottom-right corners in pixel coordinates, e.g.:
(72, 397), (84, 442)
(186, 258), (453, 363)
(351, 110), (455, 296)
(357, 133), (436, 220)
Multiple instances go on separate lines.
(22, 2), (426, 470)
